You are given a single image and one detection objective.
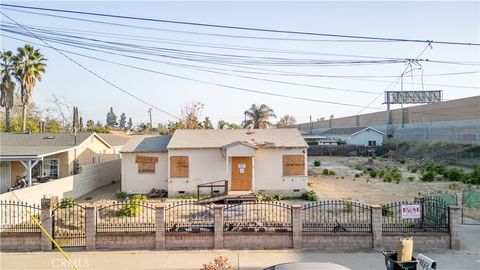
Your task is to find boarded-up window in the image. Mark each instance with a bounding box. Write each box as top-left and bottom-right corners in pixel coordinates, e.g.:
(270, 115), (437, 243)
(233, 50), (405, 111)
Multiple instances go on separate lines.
(170, 156), (189, 177)
(136, 155), (158, 174)
(283, 155), (305, 176)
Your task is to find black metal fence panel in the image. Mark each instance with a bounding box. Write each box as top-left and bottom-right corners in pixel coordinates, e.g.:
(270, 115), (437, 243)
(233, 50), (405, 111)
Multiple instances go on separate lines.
(52, 203), (86, 247)
(165, 201), (214, 232)
(224, 201), (292, 232)
(302, 200), (372, 232)
(96, 201), (156, 232)
(382, 199), (449, 233)
(0, 200), (41, 233)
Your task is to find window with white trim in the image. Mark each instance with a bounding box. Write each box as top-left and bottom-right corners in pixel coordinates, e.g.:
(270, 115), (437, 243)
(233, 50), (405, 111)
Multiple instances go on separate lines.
(43, 159), (59, 179)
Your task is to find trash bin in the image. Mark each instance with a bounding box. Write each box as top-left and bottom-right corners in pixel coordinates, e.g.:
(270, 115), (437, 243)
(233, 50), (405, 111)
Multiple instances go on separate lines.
(383, 251), (417, 270)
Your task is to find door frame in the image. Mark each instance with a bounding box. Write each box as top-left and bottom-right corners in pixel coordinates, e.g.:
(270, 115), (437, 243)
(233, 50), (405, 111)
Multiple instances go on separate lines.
(230, 156), (253, 191)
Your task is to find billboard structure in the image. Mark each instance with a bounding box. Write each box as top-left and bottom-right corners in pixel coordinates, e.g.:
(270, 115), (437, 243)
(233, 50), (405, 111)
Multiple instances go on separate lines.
(384, 90), (443, 137)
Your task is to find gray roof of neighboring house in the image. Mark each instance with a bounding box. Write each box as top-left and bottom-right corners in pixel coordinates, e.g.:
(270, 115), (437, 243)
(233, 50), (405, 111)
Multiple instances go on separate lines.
(168, 129), (308, 149)
(120, 135), (172, 153)
(98, 134), (131, 147)
(0, 132), (108, 157)
(320, 127), (384, 136)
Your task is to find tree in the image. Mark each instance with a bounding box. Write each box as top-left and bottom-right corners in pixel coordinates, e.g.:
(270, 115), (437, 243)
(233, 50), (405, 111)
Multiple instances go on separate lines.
(13, 44), (47, 132)
(242, 104), (276, 129)
(228, 123), (241, 129)
(95, 121), (103, 128)
(0, 50), (16, 132)
(72, 106), (80, 132)
(217, 120), (227, 129)
(127, 117), (133, 130)
(181, 102), (203, 129)
(79, 117), (83, 131)
(106, 107), (118, 127)
(86, 119), (95, 128)
(203, 117), (213, 129)
(277, 114), (296, 128)
(119, 112), (127, 129)
(45, 118), (62, 132)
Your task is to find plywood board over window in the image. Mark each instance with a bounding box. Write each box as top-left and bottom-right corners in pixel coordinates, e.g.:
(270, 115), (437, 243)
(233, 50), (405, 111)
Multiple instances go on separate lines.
(170, 156), (189, 177)
(283, 155), (305, 176)
(136, 155), (158, 174)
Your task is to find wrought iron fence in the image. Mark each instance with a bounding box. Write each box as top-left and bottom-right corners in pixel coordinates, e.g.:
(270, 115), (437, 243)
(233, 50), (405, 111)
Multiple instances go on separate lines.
(53, 203), (86, 247)
(302, 200), (372, 232)
(224, 201), (292, 232)
(96, 201), (156, 232)
(0, 200), (41, 233)
(382, 200), (449, 233)
(165, 201), (214, 232)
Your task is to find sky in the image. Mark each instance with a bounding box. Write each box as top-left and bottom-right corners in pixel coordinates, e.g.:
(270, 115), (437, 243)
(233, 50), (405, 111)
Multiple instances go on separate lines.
(1, 0), (479, 128)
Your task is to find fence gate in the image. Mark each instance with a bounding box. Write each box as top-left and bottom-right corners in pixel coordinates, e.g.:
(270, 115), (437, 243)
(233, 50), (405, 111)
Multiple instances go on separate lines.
(462, 190), (480, 225)
(52, 203), (86, 248)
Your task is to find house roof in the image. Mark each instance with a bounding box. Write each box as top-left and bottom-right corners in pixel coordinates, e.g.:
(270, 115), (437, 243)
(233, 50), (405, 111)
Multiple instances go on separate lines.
(120, 135), (172, 153)
(0, 132), (111, 158)
(320, 127), (385, 136)
(168, 129), (308, 149)
(98, 134), (131, 147)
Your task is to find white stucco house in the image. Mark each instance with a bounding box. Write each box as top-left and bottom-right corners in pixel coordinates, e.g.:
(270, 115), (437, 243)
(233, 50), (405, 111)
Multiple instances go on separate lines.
(320, 127), (385, 146)
(120, 129), (308, 197)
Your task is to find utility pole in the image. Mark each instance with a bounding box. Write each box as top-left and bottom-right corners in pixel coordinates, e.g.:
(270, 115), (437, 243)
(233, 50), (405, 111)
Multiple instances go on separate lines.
(148, 108), (153, 132)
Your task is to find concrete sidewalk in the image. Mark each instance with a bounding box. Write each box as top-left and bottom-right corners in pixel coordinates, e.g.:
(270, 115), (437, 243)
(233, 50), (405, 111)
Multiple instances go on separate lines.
(1, 248), (478, 270)
(1, 224), (479, 270)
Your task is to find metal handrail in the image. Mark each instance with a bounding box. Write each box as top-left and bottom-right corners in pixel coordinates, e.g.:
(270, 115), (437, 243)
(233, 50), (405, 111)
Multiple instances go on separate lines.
(197, 180), (228, 201)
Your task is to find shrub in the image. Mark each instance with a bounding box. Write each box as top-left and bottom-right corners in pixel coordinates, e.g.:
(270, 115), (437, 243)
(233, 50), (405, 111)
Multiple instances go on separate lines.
(410, 168), (418, 173)
(466, 168), (480, 185)
(407, 176), (415, 182)
(343, 200), (353, 213)
(369, 170), (378, 178)
(115, 191), (128, 200)
(201, 256), (234, 270)
(313, 160), (321, 167)
(307, 180), (314, 187)
(255, 192), (283, 201)
(354, 173), (361, 178)
(448, 183), (459, 190)
(378, 169), (385, 178)
(444, 168), (465, 182)
(399, 159), (406, 164)
(117, 194), (147, 217)
(301, 190), (319, 201)
(59, 197), (75, 208)
(423, 162), (447, 175)
(322, 169), (330, 175)
(329, 170), (336, 175)
(421, 171), (435, 182)
(382, 205), (393, 217)
(354, 164), (363, 171)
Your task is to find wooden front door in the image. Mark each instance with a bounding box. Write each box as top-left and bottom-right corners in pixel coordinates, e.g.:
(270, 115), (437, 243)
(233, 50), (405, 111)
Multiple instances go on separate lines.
(231, 157), (252, 191)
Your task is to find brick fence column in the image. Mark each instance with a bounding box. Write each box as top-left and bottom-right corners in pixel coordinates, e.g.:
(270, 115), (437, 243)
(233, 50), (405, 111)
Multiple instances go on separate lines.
(85, 205), (96, 251)
(371, 205), (383, 250)
(291, 205), (302, 249)
(214, 205), (224, 249)
(449, 206), (461, 250)
(155, 205), (166, 250)
(40, 196), (57, 251)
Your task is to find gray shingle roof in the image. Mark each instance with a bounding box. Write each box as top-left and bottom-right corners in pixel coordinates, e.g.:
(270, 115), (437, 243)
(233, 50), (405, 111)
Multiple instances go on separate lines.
(98, 134), (130, 147)
(320, 127), (384, 136)
(167, 129), (308, 149)
(0, 132), (103, 157)
(120, 135), (172, 153)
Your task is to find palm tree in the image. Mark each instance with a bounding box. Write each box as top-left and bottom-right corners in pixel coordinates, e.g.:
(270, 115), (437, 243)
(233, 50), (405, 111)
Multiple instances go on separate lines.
(277, 114), (297, 128)
(13, 44), (47, 132)
(217, 120), (227, 129)
(0, 50), (16, 131)
(242, 104), (276, 129)
(202, 117), (213, 129)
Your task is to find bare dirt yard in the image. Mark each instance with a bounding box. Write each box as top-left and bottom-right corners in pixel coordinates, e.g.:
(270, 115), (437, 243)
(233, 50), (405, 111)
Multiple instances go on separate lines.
(307, 156), (475, 205)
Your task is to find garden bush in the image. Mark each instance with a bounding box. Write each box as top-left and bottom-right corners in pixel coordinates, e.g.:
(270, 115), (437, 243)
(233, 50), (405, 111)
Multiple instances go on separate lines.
(115, 191), (128, 200)
(59, 197), (75, 208)
(301, 190), (319, 201)
(313, 160), (321, 167)
(443, 168), (466, 182)
(421, 171), (435, 182)
(369, 170), (378, 178)
(117, 194), (147, 217)
(322, 169), (329, 175)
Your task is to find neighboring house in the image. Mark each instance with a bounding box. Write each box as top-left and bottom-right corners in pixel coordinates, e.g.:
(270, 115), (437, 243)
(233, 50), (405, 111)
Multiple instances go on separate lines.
(320, 127), (385, 146)
(302, 135), (338, 145)
(98, 133), (131, 155)
(0, 132), (116, 193)
(121, 129), (308, 196)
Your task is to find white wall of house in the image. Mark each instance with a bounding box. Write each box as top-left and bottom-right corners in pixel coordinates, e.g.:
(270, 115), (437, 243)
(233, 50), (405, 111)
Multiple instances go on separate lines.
(121, 153), (168, 194)
(254, 148), (308, 195)
(225, 144), (255, 157)
(167, 149), (227, 196)
(348, 130), (384, 146)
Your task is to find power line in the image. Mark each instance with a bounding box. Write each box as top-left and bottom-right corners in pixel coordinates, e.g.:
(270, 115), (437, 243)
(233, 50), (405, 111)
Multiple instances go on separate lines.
(2, 32), (385, 110)
(0, 10), (180, 120)
(2, 3), (480, 46)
